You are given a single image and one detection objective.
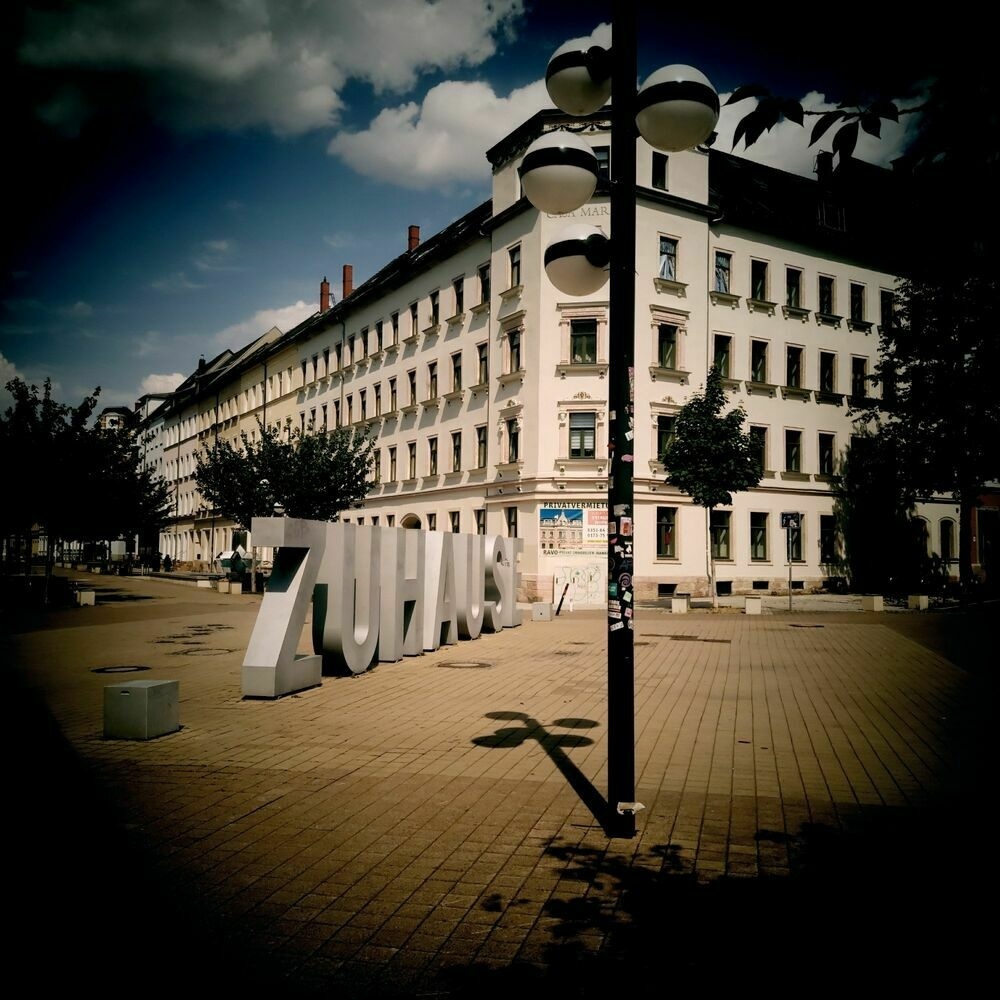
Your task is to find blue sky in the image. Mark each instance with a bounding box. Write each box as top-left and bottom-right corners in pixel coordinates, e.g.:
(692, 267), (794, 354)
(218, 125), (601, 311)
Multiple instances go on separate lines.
(2, 1), (950, 411)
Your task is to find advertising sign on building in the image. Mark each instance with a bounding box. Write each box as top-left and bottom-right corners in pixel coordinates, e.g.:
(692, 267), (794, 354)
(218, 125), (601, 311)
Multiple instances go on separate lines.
(539, 502), (607, 555)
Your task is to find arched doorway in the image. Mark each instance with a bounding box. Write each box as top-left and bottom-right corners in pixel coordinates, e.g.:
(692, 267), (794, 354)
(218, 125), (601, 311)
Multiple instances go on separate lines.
(400, 514), (422, 529)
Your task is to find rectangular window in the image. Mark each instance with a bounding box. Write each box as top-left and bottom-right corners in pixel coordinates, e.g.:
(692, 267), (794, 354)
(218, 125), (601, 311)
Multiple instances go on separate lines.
(570, 319), (597, 364)
(819, 275), (835, 315)
(940, 520), (955, 562)
(658, 236), (677, 280)
(850, 282), (865, 322)
(714, 252), (731, 293)
(375, 321), (383, 352)
(506, 506), (518, 538)
(347, 336), (355, 365)
(713, 334), (732, 378)
(710, 510), (731, 560)
(372, 449), (381, 484)
(427, 513), (437, 531)
(786, 346), (802, 388)
(569, 412), (596, 458)
(428, 436), (438, 475)
(391, 311), (399, 344)
(751, 260), (768, 300)
(652, 151), (668, 190)
(477, 425), (487, 468)
(451, 352), (462, 391)
(301, 360), (308, 385)
(428, 361), (438, 399)
(409, 302), (419, 336)
(389, 446), (397, 481)
(359, 389), (366, 420)
(818, 433), (835, 476)
(449, 510), (460, 533)
(408, 369), (417, 404)
(657, 414), (676, 461)
(374, 382), (381, 416)
(751, 340), (768, 383)
(880, 290), (895, 329)
(311, 355), (319, 381)
(361, 327), (369, 357)
(508, 330), (522, 372)
(334, 399), (341, 428)
(309, 407), (316, 430)
(657, 324), (677, 369)
(429, 290), (439, 325)
(656, 506), (677, 558)
(507, 419), (520, 462)
(475, 509), (486, 535)
(788, 517), (803, 562)
(851, 357), (868, 398)
(820, 514), (837, 564)
(594, 145), (610, 180)
(786, 268), (802, 308)
(407, 442), (416, 479)
(452, 277), (464, 315)
(508, 245), (521, 288)
(750, 512), (768, 561)
(334, 343), (342, 370)
(346, 394), (353, 424)
(452, 430), (462, 472)
(477, 342), (489, 384)
(479, 263), (490, 304)
(389, 377), (397, 411)
(321, 403), (328, 430)
(321, 348), (329, 377)
(785, 429), (802, 472)
(819, 351), (836, 392)
(387, 515), (395, 527)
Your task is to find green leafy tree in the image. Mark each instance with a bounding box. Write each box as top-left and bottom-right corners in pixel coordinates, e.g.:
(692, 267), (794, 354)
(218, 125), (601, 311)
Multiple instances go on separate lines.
(662, 367), (762, 604)
(195, 419), (375, 589)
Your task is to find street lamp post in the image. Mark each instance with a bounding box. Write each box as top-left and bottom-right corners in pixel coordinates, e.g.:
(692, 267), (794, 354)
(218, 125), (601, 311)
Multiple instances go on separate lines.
(522, 12), (718, 836)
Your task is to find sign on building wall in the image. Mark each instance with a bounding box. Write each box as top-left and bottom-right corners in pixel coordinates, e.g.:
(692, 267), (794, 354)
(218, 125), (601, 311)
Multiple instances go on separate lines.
(539, 502), (607, 555)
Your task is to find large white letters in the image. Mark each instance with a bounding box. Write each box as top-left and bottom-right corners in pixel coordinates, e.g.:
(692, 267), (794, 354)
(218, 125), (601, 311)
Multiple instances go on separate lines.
(242, 518), (522, 697)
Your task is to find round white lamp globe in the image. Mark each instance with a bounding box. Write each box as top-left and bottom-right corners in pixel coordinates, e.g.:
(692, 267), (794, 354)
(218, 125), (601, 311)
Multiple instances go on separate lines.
(544, 223), (611, 296)
(635, 65), (720, 152)
(519, 130), (600, 215)
(545, 41), (612, 116)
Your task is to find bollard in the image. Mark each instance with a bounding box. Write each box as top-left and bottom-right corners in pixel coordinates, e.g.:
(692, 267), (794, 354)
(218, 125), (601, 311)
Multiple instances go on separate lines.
(104, 680), (179, 740)
(861, 595), (884, 612)
(532, 602), (553, 622)
(744, 596), (762, 615)
(908, 595), (928, 610)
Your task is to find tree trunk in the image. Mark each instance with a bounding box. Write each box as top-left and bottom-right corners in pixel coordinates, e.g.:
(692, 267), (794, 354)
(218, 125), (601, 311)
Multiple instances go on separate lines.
(705, 506), (717, 609)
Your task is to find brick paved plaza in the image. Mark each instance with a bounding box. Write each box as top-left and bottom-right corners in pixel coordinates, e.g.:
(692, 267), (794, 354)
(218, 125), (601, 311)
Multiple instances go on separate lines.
(2, 573), (991, 995)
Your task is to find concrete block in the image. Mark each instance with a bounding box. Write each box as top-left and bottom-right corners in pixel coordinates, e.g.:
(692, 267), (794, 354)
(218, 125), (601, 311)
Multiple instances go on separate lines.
(242, 657), (321, 699)
(104, 680), (179, 740)
(744, 596), (762, 615)
(861, 595), (884, 612)
(197, 579), (212, 589)
(229, 582), (242, 596)
(670, 596), (689, 614)
(908, 594), (929, 610)
(217, 580), (230, 593)
(532, 602), (552, 622)
(76, 590), (96, 606)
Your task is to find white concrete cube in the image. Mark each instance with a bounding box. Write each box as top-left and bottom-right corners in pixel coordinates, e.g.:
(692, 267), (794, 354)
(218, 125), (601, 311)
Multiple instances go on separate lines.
(532, 602), (552, 622)
(104, 679), (179, 740)
(197, 579), (212, 589)
(217, 580), (230, 593)
(861, 595), (884, 612)
(77, 590), (96, 606)
(670, 596), (688, 614)
(908, 595), (929, 610)
(744, 596), (762, 615)
(230, 582), (243, 596)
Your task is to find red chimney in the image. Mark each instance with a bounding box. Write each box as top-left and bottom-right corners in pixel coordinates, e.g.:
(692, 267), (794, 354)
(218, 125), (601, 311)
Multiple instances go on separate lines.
(342, 263), (353, 299)
(408, 225), (420, 252)
(319, 275), (330, 312)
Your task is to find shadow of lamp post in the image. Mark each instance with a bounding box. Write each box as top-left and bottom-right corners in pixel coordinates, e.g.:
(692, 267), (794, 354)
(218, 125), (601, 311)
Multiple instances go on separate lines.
(520, 10), (719, 836)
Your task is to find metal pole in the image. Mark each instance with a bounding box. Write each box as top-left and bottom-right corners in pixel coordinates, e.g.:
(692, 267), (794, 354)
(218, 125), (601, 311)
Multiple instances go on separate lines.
(607, 4), (637, 837)
(788, 523), (793, 611)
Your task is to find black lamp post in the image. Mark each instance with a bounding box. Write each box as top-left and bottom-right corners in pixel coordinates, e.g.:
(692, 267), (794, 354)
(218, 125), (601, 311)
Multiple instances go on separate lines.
(520, 9), (719, 837)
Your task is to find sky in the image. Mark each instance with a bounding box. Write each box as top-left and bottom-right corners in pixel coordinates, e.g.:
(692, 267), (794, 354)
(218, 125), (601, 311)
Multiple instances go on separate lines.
(1, 1), (964, 412)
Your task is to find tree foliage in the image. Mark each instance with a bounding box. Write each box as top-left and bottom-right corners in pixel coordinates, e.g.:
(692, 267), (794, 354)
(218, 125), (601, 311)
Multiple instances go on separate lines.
(194, 420), (375, 528)
(0, 377), (171, 567)
(662, 367), (762, 509)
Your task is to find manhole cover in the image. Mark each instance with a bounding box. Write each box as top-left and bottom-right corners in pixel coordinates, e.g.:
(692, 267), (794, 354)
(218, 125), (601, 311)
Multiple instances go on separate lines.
(168, 648), (237, 656)
(667, 635), (732, 644)
(437, 661), (492, 669)
(788, 624), (824, 628)
(551, 651), (577, 656)
(92, 665), (151, 674)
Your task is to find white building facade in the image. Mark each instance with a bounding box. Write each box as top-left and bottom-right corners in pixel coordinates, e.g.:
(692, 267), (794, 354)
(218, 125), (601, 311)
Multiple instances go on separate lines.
(149, 110), (960, 600)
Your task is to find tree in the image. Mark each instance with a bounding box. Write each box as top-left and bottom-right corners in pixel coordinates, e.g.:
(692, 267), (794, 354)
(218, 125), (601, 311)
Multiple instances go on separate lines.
(194, 419), (375, 590)
(1, 377), (171, 598)
(661, 367), (762, 604)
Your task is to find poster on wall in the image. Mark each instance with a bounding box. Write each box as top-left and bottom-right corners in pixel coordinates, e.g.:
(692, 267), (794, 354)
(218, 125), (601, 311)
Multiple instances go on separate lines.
(539, 502), (607, 555)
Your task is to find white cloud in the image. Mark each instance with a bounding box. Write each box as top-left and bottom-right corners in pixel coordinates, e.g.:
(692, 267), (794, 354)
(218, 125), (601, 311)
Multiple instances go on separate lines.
(329, 78), (549, 189)
(193, 238), (237, 271)
(19, 0), (526, 136)
(150, 271), (203, 292)
(213, 300), (317, 349)
(716, 91), (924, 177)
(133, 330), (162, 357)
(1, 352), (23, 411)
(139, 372), (185, 395)
(65, 300), (94, 317)
(323, 231), (357, 249)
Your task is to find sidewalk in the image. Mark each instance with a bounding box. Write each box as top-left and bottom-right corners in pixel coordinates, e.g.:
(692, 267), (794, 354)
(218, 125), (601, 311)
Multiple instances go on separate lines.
(2, 572), (991, 995)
